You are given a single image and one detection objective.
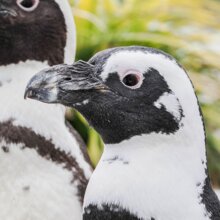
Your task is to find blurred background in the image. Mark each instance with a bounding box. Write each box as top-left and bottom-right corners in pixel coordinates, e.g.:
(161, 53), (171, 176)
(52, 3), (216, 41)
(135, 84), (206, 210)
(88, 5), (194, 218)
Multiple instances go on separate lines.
(68, 0), (220, 187)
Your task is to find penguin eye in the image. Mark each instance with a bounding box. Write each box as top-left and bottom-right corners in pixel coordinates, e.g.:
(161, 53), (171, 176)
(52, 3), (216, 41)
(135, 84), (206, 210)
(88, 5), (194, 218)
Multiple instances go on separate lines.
(17, 0), (39, 12)
(121, 71), (143, 89)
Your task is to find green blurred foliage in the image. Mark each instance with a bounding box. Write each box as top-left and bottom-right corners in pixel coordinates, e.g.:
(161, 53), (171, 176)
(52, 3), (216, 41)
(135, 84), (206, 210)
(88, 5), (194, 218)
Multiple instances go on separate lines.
(69, 0), (220, 185)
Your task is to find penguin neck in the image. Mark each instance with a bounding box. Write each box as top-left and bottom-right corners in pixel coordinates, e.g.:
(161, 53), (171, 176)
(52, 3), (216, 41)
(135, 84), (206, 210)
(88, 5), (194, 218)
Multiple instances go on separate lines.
(101, 95), (208, 179)
(84, 126), (209, 219)
(103, 129), (207, 179)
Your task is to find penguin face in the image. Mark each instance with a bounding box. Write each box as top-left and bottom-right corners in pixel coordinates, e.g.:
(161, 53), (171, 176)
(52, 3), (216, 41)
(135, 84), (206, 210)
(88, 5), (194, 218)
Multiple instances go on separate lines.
(25, 46), (202, 144)
(0, 0), (70, 65)
(0, 0), (63, 27)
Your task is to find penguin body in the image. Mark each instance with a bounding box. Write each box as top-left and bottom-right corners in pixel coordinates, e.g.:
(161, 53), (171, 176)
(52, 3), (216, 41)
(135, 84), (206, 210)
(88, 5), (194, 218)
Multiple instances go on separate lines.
(0, 1), (91, 219)
(25, 46), (220, 220)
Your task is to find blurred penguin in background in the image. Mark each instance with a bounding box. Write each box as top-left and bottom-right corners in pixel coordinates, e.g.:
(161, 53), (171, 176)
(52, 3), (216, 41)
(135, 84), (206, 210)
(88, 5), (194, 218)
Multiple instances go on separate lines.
(0, 0), (92, 219)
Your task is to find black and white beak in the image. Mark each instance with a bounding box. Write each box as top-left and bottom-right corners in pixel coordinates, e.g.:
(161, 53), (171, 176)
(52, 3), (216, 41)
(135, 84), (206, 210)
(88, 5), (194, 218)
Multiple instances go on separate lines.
(24, 60), (109, 106)
(0, 4), (17, 18)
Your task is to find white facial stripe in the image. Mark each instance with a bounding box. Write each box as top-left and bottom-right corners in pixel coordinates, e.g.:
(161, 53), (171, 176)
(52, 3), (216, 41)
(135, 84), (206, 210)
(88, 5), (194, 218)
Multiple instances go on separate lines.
(100, 51), (152, 81)
(54, 0), (76, 64)
(154, 92), (183, 122)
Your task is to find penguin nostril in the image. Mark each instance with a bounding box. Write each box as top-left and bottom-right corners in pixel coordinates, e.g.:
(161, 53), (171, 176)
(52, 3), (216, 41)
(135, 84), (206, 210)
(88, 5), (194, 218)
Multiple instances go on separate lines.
(17, 0), (39, 12)
(64, 77), (72, 81)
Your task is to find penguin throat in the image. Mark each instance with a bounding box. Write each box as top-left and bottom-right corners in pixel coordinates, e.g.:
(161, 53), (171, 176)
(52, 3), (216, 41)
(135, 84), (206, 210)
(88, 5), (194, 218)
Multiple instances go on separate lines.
(103, 131), (207, 173)
(84, 133), (210, 220)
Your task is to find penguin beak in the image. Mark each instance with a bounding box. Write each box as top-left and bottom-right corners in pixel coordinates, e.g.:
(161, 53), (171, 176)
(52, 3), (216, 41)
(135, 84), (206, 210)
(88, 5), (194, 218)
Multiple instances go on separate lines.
(0, 5), (17, 18)
(24, 60), (109, 105)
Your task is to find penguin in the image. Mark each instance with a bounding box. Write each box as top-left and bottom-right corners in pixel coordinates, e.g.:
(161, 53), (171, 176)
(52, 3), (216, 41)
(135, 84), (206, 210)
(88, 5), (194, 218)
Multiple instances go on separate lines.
(25, 46), (220, 220)
(0, 1), (92, 220)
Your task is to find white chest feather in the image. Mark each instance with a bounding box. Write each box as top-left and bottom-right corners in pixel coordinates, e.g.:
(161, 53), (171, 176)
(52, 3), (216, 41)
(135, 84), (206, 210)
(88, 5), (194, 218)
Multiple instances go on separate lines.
(84, 134), (210, 220)
(0, 61), (92, 220)
(0, 140), (82, 220)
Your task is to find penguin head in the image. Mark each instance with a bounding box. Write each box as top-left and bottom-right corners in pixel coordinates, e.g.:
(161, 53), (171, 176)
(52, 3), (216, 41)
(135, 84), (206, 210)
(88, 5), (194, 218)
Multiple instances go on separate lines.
(25, 46), (205, 144)
(0, 0), (75, 65)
